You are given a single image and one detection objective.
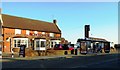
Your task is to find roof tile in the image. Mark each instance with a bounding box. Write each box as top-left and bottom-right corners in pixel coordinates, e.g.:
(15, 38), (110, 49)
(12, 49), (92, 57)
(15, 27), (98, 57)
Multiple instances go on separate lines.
(2, 14), (61, 33)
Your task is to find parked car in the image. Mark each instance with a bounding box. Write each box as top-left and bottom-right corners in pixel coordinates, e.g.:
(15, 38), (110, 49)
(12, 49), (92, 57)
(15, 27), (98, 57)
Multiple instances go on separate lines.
(53, 44), (69, 50)
(68, 44), (74, 50)
(54, 44), (63, 50)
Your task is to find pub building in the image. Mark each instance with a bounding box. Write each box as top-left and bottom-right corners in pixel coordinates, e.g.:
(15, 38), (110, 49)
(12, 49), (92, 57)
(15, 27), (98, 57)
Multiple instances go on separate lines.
(77, 25), (110, 54)
(0, 9), (3, 54)
(0, 14), (67, 53)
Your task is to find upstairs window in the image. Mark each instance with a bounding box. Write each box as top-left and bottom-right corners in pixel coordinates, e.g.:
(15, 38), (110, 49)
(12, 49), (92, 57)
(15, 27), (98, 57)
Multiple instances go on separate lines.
(15, 29), (21, 35)
(34, 31), (38, 35)
(26, 30), (30, 35)
(50, 33), (54, 37)
(42, 32), (45, 35)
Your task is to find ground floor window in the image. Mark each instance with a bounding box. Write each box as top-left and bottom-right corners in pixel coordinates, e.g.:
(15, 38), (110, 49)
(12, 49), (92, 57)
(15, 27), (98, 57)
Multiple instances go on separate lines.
(36, 40), (40, 48)
(13, 38), (28, 48)
(50, 40), (60, 48)
(34, 39), (46, 50)
(41, 41), (46, 47)
(51, 42), (57, 48)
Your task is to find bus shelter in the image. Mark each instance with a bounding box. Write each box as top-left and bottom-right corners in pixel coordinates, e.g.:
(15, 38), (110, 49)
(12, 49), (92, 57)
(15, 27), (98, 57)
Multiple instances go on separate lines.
(77, 38), (110, 54)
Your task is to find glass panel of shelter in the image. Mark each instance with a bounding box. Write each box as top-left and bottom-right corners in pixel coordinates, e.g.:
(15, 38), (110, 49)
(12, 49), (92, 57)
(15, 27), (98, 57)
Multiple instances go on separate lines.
(80, 41), (105, 54)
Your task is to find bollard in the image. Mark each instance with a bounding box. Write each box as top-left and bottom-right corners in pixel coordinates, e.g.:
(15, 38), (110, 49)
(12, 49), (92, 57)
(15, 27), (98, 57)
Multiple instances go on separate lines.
(64, 51), (68, 55)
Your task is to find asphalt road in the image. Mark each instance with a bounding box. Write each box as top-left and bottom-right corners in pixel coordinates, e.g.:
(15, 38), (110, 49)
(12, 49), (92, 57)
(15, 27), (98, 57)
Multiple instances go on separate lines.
(1, 53), (120, 69)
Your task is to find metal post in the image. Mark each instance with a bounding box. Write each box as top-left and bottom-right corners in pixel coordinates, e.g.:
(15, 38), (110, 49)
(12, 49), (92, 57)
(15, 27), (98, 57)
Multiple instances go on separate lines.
(11, 50), (14, 58)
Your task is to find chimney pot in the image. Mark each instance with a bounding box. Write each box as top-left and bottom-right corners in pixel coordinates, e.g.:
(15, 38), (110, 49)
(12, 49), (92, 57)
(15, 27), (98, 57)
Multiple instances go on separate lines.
(53, 19), (57, 24)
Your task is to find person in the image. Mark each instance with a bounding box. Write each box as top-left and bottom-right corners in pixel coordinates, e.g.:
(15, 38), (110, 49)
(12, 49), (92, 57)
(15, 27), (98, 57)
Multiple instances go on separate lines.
(93, 45), (96, 53)
(100, 46), (102, 53)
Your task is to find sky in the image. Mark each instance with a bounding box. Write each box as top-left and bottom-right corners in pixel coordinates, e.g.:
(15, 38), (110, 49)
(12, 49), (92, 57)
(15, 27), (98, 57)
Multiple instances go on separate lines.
(1, 1), (118, 44)
(1, 0), (120, 2)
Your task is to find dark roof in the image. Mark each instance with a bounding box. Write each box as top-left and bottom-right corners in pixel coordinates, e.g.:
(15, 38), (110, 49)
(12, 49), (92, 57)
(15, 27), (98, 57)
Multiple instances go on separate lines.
(89, 37), (107, 41)
(2, 14), (61, 33)
(77, 37), (109, 42)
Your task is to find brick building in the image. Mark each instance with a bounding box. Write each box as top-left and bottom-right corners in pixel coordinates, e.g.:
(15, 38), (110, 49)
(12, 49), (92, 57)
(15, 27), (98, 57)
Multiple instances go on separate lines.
(0, 14), (66, 53)
(0, 9), (2, 53)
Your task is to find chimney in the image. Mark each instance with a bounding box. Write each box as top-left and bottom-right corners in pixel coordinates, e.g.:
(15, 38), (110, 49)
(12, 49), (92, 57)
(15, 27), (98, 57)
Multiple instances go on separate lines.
(85, 25), (90, 38)
(53, 19), (57, 25)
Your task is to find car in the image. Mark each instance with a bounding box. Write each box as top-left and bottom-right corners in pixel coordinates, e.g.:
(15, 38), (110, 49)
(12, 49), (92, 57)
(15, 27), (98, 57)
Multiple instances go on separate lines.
(54, 44), (69, 50)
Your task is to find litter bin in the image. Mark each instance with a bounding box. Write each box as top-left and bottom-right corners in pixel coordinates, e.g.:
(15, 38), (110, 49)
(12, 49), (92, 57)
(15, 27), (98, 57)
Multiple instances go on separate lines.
(19, 45), (26, 57)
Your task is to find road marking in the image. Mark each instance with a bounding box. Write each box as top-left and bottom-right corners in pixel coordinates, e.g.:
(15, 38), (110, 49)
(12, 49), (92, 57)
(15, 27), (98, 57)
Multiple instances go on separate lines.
(71, 58), (119, 68)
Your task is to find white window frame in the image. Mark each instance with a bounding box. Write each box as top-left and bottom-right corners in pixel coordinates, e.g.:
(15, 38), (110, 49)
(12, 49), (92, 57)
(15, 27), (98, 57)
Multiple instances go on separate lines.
(49, 33), (54, 37)
(34, 39), (46, 50)
(15, 29), (21, 35)
(13, 38), (28, 48)
(34, 31), (38, 34)
(42, 32), (45, 34)
(26, 30), (30, 35)
(50, 40), (61, 48)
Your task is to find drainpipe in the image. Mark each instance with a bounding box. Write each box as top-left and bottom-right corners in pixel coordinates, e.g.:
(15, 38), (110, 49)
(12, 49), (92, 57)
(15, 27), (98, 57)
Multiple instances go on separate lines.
(2, 28), (4, 52)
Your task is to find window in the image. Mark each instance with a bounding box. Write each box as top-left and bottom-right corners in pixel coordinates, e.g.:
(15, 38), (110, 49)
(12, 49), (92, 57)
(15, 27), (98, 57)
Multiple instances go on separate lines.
(34, 31), (38, 34)
(13, 38), (28, 48)
(51, 42), (53, 47)
(15, 29), (21, 35)
(55, 42), (57, 45)
(41, 41), (46, 47)
(51, 41), (57, 48)
(50, 40), (61, 48)
(35, 39), (46, 48)
(42, 32), (45, 34)
(36, 40), (40, 48)
(26, 30), (30, 35)
(50, 33), (54, 37)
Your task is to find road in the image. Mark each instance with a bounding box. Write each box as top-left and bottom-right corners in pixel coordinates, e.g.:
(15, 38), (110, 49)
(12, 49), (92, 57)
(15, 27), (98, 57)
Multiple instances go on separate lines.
(1, 53), (120, 69)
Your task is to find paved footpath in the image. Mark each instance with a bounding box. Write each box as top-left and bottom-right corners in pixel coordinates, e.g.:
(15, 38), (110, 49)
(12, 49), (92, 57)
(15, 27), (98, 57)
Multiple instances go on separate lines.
(0, 52), (119, 62)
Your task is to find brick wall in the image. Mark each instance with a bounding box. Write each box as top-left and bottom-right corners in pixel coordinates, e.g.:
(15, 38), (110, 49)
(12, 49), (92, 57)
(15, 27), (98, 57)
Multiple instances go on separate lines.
(3, 28), (15, 52)
(3, 28), (61, 52)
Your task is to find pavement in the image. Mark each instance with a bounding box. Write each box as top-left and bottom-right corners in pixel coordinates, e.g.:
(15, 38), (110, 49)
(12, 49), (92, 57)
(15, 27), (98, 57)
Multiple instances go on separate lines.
(0, 51), (119, 63)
